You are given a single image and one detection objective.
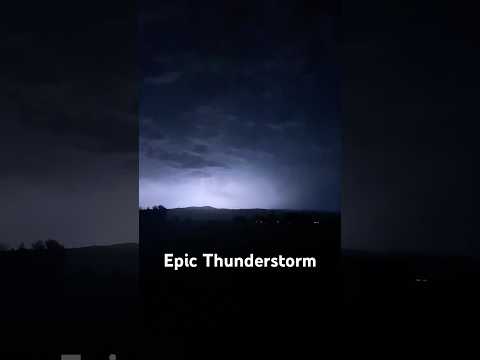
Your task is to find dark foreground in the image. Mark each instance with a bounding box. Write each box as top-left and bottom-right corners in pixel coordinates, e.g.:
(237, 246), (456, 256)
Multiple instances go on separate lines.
(0, 244), (140, 358)
(140, 209), (341, 358)
(1, 212), (480, 357)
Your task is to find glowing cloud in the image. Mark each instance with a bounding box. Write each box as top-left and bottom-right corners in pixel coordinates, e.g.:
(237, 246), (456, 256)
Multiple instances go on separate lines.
(139, 168), (281, 209)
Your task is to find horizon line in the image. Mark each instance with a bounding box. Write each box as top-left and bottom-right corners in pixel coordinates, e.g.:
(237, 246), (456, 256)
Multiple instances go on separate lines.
(139, 205), (340, 213)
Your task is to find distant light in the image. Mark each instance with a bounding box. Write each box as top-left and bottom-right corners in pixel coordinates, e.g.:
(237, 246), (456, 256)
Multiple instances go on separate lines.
(139, 169), (281, 209)
(416, 278), (428, 283)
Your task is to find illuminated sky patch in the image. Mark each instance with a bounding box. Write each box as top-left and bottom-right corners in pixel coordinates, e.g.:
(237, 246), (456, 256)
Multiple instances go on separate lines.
(139, 1), (340, 211)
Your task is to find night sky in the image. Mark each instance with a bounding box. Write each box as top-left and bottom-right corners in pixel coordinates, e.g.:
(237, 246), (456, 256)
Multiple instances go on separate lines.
(139, 1), (341, 211)
(0, 3), (138, 248)
(343, 2), (478, 255)
(2, 1), (475, 255)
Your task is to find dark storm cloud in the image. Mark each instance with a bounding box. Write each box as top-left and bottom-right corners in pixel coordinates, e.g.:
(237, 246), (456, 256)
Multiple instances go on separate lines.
(140, 117), (166, 141)
(0, 2), (138, 248)
(145, 72), (183, 84)
(192, 144), (209, 154)
(2, 28), (137, 156)
(4, 87), (137, 156)
(143, 145), (227, 170)
(140, 0), (340, 211)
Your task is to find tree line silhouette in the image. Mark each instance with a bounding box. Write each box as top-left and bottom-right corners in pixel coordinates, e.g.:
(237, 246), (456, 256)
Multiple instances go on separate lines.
(140, 204), (338, 225)
(0, 239), (64, 252)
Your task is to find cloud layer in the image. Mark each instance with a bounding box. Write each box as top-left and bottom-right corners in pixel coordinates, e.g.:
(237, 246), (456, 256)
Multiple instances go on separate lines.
(139, 1), (340, 210)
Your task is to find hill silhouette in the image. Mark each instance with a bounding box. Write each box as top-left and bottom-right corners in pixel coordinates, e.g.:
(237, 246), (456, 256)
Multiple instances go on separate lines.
(143, 205), (338, 223)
